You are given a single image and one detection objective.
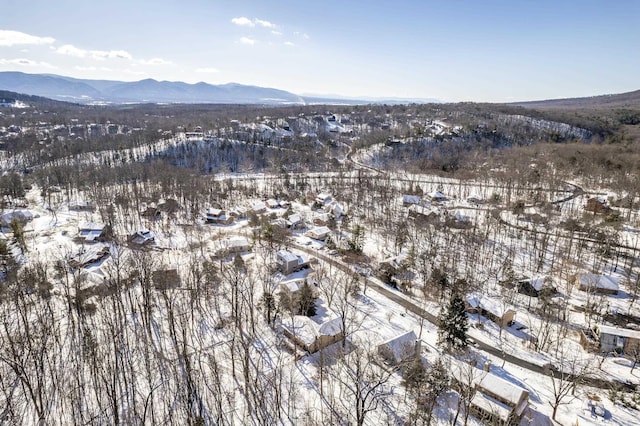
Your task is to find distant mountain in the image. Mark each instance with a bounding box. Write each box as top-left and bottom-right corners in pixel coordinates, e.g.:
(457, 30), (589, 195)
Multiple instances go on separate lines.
(512, 89), (640, 110)
(0, 89), (79, 108)
(0, 72), (306, 105)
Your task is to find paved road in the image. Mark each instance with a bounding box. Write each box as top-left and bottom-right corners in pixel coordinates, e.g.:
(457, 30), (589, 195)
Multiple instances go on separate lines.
(293, 243), (637, 392)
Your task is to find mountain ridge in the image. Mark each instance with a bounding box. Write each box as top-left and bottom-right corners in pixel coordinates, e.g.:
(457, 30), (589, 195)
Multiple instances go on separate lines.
(0, 71), (306, 105)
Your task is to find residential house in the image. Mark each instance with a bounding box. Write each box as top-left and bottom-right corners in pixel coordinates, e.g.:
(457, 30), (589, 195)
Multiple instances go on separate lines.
(446, 210), (473, 228)
(377, 252), (415, 288)
(450, 360), (529, 426)
(325, 202), (344, 219)
(572, 273), (619, 295)
(466, 293), (516, 328)
(428, 190), (447, 202)
(315, 193), (332, 205)
(467, 194), (485, 204)
(306, 226), (331, 241)
(377, 330), (419, 365)
(218, 236), (251, 254)
(287, 213), (304, 229)
(402, 195), (422, 206)
(129, 229), (155, 246)
(597, 325), (640, 355)
(69, 244), (110, 268)
(279, 277), (320, 306)
(229, 206), (248, 219)
(68, 200), (95, 211)
(205, 208), (234, 225)
(265, 199), (280, 209)
(0, 209), (34, 226)
(407, 204), (442, 224)
(251, 201), (267, 214)
(585, 197), (610, 214)
(516, 275), (555, 297)
(313, 212), (331, 226)
(276, 250), (310, 274)
(281, 315), (344, 353)
(77, 222), (106, 243)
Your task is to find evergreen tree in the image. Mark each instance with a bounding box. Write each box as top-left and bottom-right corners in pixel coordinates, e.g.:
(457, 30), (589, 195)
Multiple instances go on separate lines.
(437, 293), (469, 351)
(298, 283), (317, 317)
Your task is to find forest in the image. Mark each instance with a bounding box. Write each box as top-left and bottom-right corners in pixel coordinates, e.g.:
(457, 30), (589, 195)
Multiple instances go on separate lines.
(0, 92), (640, 425)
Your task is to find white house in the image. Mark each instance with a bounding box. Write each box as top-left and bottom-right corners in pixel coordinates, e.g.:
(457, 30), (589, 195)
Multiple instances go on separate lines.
(276, 250), (310, 274)
(306, 226), (331, 241)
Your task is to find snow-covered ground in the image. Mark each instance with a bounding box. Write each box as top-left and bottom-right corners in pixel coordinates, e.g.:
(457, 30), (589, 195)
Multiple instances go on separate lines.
(1, 166), (639, 425)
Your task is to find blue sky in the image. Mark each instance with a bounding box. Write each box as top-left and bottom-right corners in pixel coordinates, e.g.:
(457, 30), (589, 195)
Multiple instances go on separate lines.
(1, 0), (638, 102)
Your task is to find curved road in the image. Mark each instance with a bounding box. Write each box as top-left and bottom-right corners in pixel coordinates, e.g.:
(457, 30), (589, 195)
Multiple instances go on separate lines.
(292, 243), (637, 392)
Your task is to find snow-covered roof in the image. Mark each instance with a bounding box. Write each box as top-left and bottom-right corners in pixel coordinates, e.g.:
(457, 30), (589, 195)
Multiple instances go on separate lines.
(429, 190), (446, 200)
(207, 207), (223, 216)
(251, 201), (266, 212)
(316, 193), (332, 204)
(520, 275), (547, 292)
(282, 315), (343, 346)
(277, 250), (299, 263)
(454, 210), (471, 223)
(79, 222), (105, 231)
(280, 278), (306, 293)
(307, 226), (331, 237)
(288, 213), (302, 224)
(408, 204), (440, 217)
(378, 330), (417, 364)
(470, 392), (512, 422)
(130, 229), (154, 245)
(0, 209), (33, 225)
(576, 273), (619, 291)
(223, 236), (250, 250)
(402, 195), (421, 205)
(450, 359), (528, 407)
(318, 317), (343, 336)
(599, 325), (640, 340)
(466, 193), (484, 203)
(466, 292), (515, 318)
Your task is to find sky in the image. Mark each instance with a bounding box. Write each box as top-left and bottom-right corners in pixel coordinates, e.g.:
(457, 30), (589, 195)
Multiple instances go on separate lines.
(0, 0), (638, 102)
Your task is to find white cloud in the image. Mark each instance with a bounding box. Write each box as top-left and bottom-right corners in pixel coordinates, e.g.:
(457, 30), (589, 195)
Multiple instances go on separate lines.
(0, 58), (56, 68)
(231, 17), (254, 27)
(294, 32), (310, 40)
(231, 17), (278, 29)
(75, 66), (96, 71)
(284, 41), (295, 46)
(91, 49), (132, 60)
(255, 19), (276, 29)
(139, 57), (172, 65)
(239, 37), (256, 45)
(196, 67), (219, 73)
(57, 44), (87, 57)
(57, 44), (132, 60)
(0, 30), (55, 46)
(271, 30), (282, 36)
